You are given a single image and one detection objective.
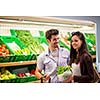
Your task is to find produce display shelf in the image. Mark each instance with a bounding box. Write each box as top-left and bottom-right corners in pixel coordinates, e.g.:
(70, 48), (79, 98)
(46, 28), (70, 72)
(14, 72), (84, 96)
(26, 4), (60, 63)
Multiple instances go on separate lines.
(0, 60), (37, 67)
(0, 36), (33, 61)
(0, 76), (38, 83)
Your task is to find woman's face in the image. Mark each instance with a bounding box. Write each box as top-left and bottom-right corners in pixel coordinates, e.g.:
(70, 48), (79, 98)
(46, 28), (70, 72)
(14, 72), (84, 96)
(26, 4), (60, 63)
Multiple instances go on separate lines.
(71, 35), (82, 51)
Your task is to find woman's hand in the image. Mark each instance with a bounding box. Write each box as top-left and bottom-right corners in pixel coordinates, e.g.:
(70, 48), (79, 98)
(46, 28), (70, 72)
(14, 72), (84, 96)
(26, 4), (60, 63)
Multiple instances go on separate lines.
(64, 75), (74, 83)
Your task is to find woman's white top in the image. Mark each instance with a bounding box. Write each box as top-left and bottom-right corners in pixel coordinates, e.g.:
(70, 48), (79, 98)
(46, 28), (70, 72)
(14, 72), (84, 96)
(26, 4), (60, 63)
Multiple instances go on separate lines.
(72, 63), (81, 76)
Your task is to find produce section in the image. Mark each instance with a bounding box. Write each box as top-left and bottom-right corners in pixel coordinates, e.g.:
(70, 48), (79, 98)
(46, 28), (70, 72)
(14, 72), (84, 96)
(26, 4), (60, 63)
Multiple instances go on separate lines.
(0, 16), (96, 83)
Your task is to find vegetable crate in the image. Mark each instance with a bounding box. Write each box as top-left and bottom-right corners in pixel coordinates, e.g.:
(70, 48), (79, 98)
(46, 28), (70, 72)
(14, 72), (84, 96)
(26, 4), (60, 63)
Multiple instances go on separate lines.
(0, 36), (32, 62)
(84, 33), (96, 55)
(10, 29), (45, 56)
(16, 76), (38, 83)
(0, 78), (17, 83)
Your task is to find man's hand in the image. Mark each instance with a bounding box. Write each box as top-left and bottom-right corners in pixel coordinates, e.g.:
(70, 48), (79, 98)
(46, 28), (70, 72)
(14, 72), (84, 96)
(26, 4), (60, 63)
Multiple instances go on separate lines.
(43, 74), (50, 81)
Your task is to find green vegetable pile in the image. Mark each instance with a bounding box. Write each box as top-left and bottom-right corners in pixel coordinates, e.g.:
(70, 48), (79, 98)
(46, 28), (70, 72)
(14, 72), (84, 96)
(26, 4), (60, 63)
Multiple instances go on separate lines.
(13, 30), (45, 54)
(57, 66), (72, 75)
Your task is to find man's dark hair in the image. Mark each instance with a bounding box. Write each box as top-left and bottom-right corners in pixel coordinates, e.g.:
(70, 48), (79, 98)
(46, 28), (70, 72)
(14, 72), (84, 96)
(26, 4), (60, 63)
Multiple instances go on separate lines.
(45, 29), (59, 40)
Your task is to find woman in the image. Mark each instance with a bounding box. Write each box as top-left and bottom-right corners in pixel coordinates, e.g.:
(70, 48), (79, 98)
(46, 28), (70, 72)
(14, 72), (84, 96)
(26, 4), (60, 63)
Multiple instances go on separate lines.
(68, 31), (94, 83)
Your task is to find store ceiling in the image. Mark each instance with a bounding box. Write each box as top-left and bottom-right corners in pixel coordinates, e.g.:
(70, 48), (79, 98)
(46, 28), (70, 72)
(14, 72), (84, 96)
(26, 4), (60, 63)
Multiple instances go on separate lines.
(0, 16), (95, 32)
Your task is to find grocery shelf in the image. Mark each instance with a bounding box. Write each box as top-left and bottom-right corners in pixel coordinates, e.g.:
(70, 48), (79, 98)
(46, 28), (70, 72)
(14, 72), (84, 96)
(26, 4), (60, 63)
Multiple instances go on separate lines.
(0, 55), (96, 67)
(0, 60), (37, 67)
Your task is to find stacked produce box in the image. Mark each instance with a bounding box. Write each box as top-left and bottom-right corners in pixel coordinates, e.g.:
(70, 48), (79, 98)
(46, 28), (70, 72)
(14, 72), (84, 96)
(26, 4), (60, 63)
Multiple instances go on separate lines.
(84, 33), (96, 55)
(0, 66), (38, 83)
(0, 36), (32, 62)
(0, 29), (38, 83)
(10, 29), (46, 58)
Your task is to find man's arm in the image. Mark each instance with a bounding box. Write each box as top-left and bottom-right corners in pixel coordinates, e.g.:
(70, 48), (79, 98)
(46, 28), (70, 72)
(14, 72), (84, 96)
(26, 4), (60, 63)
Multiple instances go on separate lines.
(35, 67), (50, 81)
(35, 67), (43, 79)
(35, 53), (44, 79)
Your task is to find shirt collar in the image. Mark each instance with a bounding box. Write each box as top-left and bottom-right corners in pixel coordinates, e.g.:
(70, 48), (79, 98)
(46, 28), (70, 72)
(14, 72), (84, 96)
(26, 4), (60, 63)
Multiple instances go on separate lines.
(45, 46), (61, 56)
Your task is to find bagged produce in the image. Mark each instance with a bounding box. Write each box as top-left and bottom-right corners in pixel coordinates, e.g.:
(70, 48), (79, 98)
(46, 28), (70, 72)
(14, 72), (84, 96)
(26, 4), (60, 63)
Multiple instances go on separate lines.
(57, 66), (72, 82)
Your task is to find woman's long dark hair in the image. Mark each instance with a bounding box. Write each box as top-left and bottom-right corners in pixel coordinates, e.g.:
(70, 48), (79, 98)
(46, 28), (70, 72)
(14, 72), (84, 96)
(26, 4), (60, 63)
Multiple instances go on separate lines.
(69, 31), (88, 65)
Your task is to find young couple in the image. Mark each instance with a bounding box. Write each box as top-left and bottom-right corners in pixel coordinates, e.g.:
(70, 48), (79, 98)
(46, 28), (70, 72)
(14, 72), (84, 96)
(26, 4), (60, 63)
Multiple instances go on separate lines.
(35, 29), (94, 83)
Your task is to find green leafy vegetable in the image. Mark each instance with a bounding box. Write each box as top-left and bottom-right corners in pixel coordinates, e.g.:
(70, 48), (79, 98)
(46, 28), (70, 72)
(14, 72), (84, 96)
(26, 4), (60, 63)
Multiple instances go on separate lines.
(57, 66), (72, 75)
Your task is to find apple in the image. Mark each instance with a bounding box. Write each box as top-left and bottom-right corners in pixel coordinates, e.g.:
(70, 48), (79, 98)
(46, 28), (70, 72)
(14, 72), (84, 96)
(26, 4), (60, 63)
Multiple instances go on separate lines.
(21, 73), (25, 77)
(17, 73), (23, 77)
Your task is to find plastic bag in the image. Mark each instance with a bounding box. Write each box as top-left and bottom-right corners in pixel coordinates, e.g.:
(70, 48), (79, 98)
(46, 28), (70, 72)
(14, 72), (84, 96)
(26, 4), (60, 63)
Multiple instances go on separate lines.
(58, 70), (72, 82)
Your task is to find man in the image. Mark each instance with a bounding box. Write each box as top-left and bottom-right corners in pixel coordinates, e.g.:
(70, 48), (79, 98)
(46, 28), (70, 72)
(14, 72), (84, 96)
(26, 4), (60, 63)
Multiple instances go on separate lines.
(35, 29), (70, 83)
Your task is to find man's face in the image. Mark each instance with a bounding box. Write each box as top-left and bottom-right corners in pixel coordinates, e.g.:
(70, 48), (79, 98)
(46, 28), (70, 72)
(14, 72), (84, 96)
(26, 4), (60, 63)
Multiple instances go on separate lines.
(47, 35), (59, 48)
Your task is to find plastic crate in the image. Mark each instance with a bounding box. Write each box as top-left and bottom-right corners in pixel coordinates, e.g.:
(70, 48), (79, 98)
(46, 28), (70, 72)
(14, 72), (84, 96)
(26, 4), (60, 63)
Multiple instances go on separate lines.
(13, 54), (32, 62)
(27, 75), (38, 82)
(0, 79), (11, 83)
(18, 77), (29, 83)
(9, 78), (18, 83)
(0, 78), (17, 83)
(39, 31), (45, 37)
(30, 54), (37, 60)
(10, 29), (16, 37)
(17, 76), (38, 83)
(0, 36), (32, 61)
(0, 55), (14, 63)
